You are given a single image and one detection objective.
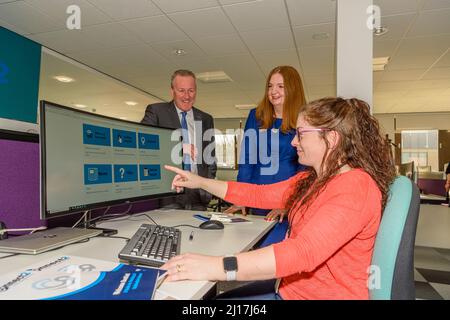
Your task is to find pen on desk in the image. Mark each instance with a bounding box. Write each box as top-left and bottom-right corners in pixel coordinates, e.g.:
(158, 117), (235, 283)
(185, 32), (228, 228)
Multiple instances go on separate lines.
(189, 231), (194, 241)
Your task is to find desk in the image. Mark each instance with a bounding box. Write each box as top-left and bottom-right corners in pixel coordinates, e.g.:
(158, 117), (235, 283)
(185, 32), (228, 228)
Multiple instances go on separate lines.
(416, 204), (450, 249)
(0, 209), (276, 300)
(420, 193), (447, 204)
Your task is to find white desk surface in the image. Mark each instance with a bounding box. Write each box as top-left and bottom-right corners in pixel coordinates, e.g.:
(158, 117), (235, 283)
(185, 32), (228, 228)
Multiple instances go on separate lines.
(416, 204), (450, 249)
(0, 209), (276, 300)
(420, 193), (447, 201)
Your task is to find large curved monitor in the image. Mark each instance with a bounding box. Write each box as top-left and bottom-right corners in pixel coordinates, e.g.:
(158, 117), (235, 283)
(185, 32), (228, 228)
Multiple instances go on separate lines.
(40, 100), (182, 219)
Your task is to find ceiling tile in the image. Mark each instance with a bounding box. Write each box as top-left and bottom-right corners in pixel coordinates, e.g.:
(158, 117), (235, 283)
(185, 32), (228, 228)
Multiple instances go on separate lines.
(252, 49), (301, 75)
(222, 0), (289, 32)
(388, 35), (450, 69)
(211, 53), (265, 83)
(293, 23), (335, 48)
(375, 80), (415, 93)
(240, 28), (295, 53)
(88, 0), (162, 21)
(303, 73), (336, 86)
(409, 79), (450, 90)
(373, 13), (416, 41)
(25, 0), (112, 27)
(83, 23), (141, 48)
(407, 8), (450, 38)
(422, 67), (450, 80)
(0, 1), (62, 34)
(0, 18), (30, 35)
(298, 46), (335, 76)
(150, 39), (206, 61)
(29, 29), (104, 53)
(423, 0), (450, 10)
(121, 15), (188, 43)
(152, 0), (219, 14)
(218, 0), (261, 5)
(195, 34), (248, 56)
(286, 0), (336, 26)
(374, 0), (421, 16)
(381, 69), (426, 81)
(435, 50), (450, 67)
(405, 88), (448, 99)
(373, 40), (400, 58)
(176, 57), (223, 74)
(168, 7), (235, 39)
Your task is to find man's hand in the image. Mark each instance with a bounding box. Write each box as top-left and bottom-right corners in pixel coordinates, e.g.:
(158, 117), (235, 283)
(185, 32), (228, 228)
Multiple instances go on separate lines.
(224, 205), (248, 216)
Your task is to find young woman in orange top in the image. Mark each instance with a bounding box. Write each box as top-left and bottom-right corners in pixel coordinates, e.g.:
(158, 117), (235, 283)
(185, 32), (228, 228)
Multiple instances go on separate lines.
(162, 97), (396, 300)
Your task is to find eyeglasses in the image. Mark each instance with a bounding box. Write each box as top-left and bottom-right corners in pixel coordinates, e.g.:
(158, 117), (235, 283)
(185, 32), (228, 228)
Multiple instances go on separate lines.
(295, 127), (330, 140)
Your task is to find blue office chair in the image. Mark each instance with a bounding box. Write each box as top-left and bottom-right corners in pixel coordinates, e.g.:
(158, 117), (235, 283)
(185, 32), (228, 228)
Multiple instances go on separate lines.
(369, 176), (420, 300)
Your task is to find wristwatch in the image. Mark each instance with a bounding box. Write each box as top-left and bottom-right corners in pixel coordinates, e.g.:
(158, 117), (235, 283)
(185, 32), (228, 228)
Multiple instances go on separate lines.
(223, 255), (238, 281)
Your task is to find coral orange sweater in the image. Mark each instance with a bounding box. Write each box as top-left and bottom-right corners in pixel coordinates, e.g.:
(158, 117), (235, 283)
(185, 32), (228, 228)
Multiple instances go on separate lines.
(224, 169), (382, 300)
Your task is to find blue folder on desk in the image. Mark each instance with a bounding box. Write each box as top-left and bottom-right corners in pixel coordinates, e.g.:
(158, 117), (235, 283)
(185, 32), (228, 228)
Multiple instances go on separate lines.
(0, 255), (164, 300)
(48, 264), (163, 300)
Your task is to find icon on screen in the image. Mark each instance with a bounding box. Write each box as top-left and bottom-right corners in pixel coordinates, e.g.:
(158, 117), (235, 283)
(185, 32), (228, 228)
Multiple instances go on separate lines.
(86, 129), (93, 138)
(143, 168), (149, 177)
(141, 136), (146, 146)
(88, 168), (98, 181)
(118, 135), (123, 144)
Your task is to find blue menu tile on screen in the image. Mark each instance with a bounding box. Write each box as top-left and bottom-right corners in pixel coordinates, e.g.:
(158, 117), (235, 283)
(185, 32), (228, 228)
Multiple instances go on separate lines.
(83, 124), (111, 146)
(114, 165), (138, 183)
(139, 164), (161, 181)
(84, 164), (113, 185)
(112, 129), (136, 149)
(138, 133), (160, 150)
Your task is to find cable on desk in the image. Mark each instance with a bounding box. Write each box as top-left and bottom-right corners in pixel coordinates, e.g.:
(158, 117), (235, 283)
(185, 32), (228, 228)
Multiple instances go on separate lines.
(99, 235), (130, 242)
(170, 224), (201, 229)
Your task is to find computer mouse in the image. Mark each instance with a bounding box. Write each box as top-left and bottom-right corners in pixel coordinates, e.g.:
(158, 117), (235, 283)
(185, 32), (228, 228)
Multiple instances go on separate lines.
(199, 220), (224, 230)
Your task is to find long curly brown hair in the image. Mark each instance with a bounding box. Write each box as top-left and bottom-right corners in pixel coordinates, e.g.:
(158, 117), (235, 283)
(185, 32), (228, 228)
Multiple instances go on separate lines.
(285, 97), (396, 216)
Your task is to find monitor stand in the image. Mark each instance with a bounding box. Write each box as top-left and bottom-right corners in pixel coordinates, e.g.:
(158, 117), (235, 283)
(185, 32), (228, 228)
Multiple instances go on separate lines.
(81, 210), (118, 237)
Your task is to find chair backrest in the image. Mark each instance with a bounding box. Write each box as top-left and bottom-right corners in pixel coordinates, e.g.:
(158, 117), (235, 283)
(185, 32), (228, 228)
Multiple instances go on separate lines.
(369, 176), (420, 300)
(417, 165), (431, 173)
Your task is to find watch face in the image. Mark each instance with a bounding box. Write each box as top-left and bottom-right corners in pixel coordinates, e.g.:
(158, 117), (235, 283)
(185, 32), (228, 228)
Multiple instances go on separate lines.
(223, 256), (238, 271)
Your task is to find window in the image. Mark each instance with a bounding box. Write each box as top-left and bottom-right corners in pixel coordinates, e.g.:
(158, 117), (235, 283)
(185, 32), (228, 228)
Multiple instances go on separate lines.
(401, 130), (438, 170)
(215, 133), (236, 169)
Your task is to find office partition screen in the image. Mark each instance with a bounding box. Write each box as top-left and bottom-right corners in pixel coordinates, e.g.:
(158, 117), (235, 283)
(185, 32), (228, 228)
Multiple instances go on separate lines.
(40, 101), (182, 219)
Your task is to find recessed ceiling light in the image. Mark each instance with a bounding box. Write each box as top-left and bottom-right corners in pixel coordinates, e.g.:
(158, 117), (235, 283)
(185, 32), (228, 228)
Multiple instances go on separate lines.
(197, 71), (232, 83)
(125, 101), (138, 106)
(373, 26), (388, 36)
(312, 32), (330, 40)
(119, 117), (128, 120)
(173, 49), (186, 56)
(53, 75), (75, 83)
(73, 104), (87, 108)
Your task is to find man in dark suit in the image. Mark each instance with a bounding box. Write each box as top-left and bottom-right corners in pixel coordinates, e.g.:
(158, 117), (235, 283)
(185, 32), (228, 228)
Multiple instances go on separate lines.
(141, 69), (217, 210)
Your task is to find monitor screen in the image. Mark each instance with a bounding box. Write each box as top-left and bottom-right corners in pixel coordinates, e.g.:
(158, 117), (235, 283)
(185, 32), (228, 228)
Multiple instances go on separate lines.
(40, 101), (182, 219)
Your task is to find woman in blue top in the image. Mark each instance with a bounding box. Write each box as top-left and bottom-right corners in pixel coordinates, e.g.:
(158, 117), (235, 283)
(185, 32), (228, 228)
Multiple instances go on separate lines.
(225, 65), (307, 247)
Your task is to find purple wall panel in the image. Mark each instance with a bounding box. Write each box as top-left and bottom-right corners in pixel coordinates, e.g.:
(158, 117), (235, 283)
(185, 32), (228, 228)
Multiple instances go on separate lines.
(0, 139), (44, 229)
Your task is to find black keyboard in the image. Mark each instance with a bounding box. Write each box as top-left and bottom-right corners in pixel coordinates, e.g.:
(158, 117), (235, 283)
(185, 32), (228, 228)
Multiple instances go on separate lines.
(118, 224), (181, 267)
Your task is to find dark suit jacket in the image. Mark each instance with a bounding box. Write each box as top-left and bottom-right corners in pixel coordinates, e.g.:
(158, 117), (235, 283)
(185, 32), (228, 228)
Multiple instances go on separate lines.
(141, 101), (217, 207)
